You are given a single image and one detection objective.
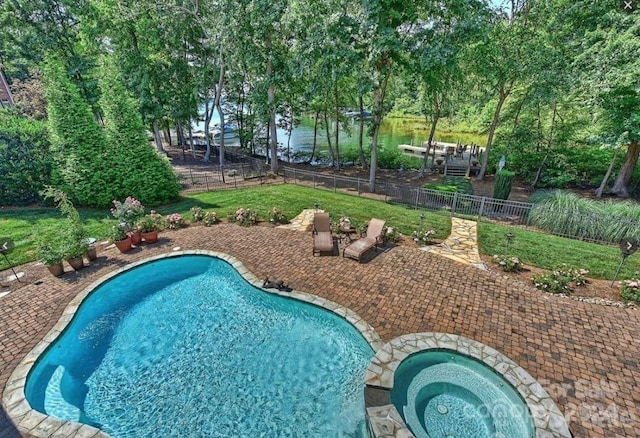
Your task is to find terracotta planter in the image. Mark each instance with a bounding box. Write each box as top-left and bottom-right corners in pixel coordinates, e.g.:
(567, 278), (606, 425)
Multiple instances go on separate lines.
(142, 230), (159, 244)
(46, 262), (64, 277)
(67, 257), (84, 271)
(130, 231), (142, 245)
(114, 236), (133, 253)
(86, 246), (98, 261)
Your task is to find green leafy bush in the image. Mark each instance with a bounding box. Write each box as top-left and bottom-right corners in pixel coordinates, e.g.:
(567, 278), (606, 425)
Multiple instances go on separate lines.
(268, 207), (288, 224)
(491, 254), (522, 272)
(202, 211), (220, 226)
(532, 264), (589, 294)
(620, 273), (640, 304)
(0, 111), (52, 205)
(424, 177), (474, 195)
(190, 207), (205, 222)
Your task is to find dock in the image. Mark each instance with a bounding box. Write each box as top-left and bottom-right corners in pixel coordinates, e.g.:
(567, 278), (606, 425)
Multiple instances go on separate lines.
(398, 141), (484, 177)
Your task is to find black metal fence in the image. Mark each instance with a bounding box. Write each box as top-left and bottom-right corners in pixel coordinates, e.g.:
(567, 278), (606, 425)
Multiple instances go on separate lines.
(174, 161), (637, 245)
(176, 157), (271, 193)
(281, 167), (533, 226)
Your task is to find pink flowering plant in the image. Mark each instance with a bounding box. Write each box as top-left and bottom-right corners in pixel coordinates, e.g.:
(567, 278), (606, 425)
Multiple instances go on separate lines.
(228, 207), (258, 226)
(166, 213), (185, 230)
(532, 264), (589, 294)
(111, 197), (145, 229)
(620, 272), (640, 304)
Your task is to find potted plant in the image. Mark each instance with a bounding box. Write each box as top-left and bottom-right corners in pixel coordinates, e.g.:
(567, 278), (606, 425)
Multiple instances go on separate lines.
(137, 211), (164, 243)
(63, 238), (88, 271)
(37, 240), (65, 277)
(111, 197), (145, 244)
(108, 224), (132, 253)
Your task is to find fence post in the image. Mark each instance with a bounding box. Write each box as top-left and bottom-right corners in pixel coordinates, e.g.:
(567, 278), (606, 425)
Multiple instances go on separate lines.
(451, 192), (458, 216)
(205, 174), (209, 191)
(313, 172), (315, 188)
(415, 188), (420, 209)
(478, 196), (486, 221)
(385, 181), (389, 202)
(357, 178), (360, 195)
(334, 174), (337, 192)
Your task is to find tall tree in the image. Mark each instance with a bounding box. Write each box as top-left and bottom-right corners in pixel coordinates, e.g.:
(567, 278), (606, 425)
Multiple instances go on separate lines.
(43, 56), (110, 206)
(98, 56), (181, 205)
(572, 5), (640, 197)
(466, 0), (535, 180)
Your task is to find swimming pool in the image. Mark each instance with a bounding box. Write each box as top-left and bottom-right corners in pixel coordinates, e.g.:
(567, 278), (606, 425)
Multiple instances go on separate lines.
(23, 254), (376, 437)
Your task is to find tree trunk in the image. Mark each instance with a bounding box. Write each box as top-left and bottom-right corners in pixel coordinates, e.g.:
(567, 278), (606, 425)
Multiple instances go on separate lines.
(187, 118), (196, 158)
(152, 120), (164, 153)
(609, 139), (639, 198)
(596, 147), (620, 198)
(176, 119), (185, 161)
(310, 110), (319, 163)
(213, 49), (226, 173)
(266, 31), (278, 173)
(419, 93), (441, 177)
(357, 94), (367, 168)
(532, 101), (557, 187)
(368, 68), (391, 192)
(323, 109), (336, 165)
(203, 99), (214, 162)
(477, 84), (510, 180)
(334, 82), (340, 170)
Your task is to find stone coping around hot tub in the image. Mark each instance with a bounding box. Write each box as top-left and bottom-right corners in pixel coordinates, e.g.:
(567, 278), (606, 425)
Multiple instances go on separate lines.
(2, 250), (383, 438)
(364, 332), (572, 438)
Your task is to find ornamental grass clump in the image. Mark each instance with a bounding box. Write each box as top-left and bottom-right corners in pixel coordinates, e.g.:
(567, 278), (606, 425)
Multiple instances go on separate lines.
(532, 264), (589, 294)
(529, 190), (640, 243)
(620, 273), (640, 304)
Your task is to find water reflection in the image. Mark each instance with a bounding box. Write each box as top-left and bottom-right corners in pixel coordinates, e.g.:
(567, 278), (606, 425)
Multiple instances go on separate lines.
(194, 115), (486, 161)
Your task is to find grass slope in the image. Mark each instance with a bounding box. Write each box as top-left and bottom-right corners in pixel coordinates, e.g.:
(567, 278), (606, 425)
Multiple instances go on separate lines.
(1, 184), (637, 282)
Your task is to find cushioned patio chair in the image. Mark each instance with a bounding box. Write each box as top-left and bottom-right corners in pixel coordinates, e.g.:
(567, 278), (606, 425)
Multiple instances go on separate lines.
(342, 218), (386, 262)
(312, 212), (334, 256)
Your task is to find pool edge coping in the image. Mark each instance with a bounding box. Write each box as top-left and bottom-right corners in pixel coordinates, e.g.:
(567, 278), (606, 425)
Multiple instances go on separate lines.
(364, 332), (572, 438)
(2, 250), (383, 438)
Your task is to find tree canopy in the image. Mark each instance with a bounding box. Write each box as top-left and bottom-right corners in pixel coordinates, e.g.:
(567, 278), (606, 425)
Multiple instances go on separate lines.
(1, 0), (639, 200)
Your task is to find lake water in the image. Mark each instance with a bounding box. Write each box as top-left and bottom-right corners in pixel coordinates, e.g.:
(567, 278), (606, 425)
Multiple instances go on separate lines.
(194, 114), (486, 160)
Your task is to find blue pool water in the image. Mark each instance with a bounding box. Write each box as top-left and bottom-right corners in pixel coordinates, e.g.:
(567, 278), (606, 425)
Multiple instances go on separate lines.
(26, 255), (374, 437)
(391, 350), (535, 438)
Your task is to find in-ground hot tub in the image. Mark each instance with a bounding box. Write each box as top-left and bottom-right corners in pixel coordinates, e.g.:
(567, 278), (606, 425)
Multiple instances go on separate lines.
(364, 333), (572, 438)
(391, 350), (534, 437)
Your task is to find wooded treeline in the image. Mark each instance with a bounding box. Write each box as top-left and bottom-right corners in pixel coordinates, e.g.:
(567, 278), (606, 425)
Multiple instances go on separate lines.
(1, 0), (638, 200)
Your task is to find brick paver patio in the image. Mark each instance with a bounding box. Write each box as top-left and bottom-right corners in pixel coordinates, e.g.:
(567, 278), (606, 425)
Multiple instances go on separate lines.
(1, 223), (639, 437)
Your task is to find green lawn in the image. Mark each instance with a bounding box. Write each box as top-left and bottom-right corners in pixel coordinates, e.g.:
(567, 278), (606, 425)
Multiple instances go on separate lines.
(1, 184), (637, 282)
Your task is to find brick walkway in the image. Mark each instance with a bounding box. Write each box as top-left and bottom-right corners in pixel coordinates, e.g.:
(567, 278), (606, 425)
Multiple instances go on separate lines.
(1, 224), (639, 437)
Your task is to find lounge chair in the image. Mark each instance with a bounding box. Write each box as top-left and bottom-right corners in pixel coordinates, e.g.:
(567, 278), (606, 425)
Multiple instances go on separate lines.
(312, 212), (334, 256)
(342, 218), (386, 262)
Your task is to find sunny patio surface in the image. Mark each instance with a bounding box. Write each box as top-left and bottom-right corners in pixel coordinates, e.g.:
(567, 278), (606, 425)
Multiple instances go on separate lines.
(1, 223), (639, 437)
